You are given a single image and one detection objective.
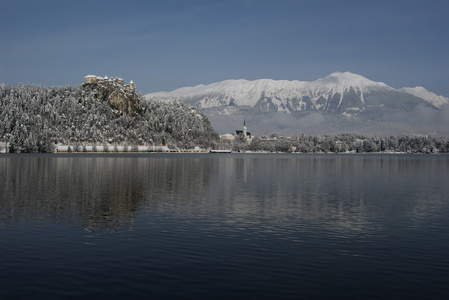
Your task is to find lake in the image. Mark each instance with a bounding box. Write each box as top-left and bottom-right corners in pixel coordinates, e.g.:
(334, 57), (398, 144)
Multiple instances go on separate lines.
(1, 153), (449, 299)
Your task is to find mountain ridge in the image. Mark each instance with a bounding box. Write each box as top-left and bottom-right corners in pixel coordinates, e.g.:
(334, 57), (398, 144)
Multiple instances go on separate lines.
(145, 72), (449, 135)
(146, 72), (447, 112)
(399, 86), (449, 108)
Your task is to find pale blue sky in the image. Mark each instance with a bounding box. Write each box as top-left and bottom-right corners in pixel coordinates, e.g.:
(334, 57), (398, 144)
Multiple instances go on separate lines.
(1, 0), (448, 96)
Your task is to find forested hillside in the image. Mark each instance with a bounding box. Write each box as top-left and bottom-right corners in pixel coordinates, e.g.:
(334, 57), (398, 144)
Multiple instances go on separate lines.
(0, 84), (218, 153)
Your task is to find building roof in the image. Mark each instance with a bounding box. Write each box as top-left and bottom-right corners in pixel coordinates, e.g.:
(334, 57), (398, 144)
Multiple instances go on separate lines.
(236, 130), (251, 136)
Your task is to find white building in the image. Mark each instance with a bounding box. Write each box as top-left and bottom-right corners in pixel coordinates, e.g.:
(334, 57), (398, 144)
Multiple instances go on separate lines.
(220, 133), (235, 140)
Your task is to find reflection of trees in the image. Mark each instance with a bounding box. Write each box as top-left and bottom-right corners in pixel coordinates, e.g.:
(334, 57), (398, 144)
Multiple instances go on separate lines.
(0, 154), (214, 231)
(0, 155), (140, 230)
(1, 154), (447, 234)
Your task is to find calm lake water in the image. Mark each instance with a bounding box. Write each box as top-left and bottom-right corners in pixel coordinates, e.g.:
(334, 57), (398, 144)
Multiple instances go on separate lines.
(1, 153), (449, 299)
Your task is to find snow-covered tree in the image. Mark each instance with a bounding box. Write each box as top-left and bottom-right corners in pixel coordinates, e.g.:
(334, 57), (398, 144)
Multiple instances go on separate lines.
(0, 84), (219, 152)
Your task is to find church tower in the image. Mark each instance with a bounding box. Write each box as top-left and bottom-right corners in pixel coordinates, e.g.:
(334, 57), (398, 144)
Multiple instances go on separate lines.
(243, 119), (247, 138)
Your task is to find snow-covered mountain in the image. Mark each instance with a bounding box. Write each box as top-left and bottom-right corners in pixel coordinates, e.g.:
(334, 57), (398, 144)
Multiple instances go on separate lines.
(146, 72), (446, 112)
(399, 86), (449, 108)
(145, 72), (449, 135)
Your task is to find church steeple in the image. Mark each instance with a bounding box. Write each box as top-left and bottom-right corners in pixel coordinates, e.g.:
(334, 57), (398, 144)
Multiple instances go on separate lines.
(234, 118), (251, 141)
(243, 119), (247, 137)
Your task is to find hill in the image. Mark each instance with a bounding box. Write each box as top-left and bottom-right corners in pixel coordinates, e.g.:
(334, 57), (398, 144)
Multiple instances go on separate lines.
(0, 83), (218, 153)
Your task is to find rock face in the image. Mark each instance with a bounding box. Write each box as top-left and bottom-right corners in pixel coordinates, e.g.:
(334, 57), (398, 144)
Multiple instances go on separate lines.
(84, 77), (141, 116)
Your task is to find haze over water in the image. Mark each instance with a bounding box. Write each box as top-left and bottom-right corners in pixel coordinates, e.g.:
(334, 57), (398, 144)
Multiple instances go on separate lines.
(1, 153), (449, 299)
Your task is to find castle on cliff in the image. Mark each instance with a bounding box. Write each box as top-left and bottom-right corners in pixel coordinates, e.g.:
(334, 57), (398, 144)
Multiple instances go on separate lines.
(84, 75), (135, 90)
(83, 75), (140, 116)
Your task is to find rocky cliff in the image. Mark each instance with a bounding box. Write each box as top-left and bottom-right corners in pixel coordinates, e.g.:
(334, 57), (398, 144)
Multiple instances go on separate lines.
(84, 78), (141, 116)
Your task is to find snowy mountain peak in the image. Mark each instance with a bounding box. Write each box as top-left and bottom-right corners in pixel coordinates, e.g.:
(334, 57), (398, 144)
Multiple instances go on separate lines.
(313, 72), (389, 92)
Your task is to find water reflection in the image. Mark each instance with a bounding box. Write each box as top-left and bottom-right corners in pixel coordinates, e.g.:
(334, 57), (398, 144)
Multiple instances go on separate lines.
(2, 153), (449, 299)
(202, 155), (449, 234)
(1, 154), (448, 235)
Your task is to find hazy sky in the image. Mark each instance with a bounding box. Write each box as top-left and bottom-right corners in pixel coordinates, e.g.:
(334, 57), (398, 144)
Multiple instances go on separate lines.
(1, 0), (448, 96)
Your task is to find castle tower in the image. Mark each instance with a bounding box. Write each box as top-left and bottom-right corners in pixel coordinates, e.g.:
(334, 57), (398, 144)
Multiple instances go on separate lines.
(129, 80), (135, 90)
(84, 75), (98, 84)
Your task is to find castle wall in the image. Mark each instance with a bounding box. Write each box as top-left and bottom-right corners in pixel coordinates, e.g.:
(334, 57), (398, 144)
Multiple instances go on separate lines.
(84, 75), (98, 83)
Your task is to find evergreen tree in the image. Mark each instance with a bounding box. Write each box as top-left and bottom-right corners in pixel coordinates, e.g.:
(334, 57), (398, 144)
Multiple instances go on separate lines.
(0, 84), (219, 152)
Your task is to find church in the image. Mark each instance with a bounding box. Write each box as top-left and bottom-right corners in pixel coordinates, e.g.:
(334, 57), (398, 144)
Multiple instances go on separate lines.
(235, 119), (252, 141)
(218, 119), (252, 141)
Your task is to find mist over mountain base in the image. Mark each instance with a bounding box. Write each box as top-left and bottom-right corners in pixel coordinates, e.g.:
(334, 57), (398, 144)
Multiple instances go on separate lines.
(145, 72), (449, 136)
(206, 104), (449, 136)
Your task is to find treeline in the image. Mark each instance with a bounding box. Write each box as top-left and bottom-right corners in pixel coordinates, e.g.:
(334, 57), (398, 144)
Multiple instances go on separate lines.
(219, 133), (449, 153)
(0, 84), (218, 153)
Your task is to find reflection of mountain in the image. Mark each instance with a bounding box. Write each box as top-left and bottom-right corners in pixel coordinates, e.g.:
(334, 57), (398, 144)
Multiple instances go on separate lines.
(203, 156), (371, 232)
(1, 154), (447, 234)
(197, 155), (448, 234)
(139, 155), (447, 234)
